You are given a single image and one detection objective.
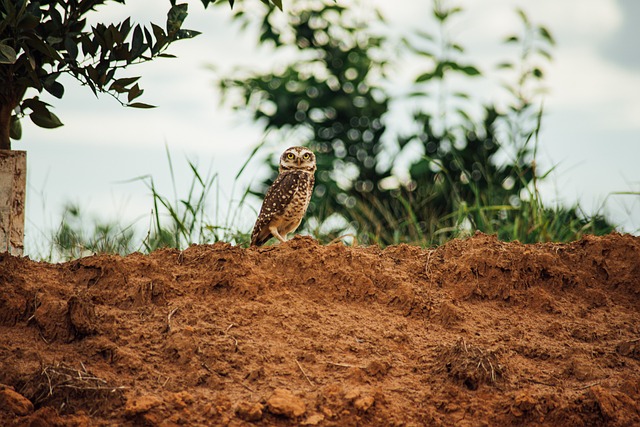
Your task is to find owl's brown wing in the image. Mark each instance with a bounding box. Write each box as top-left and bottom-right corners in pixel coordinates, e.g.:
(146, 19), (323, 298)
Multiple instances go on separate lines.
(250, 171), (303, 246)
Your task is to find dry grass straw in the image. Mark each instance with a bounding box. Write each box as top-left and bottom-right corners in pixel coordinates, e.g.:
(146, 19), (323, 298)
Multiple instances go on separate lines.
(437, 337), (505, 390)
(22, 362), (125, 413)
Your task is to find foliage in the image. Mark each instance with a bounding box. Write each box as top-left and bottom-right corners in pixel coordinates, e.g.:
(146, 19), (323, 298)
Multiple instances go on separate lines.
(47, 149), (253, 261)
(51, 202), (136, 260)
(136, 147), (252, 251)
(0, 0), (283, 150)
(219, 0), (615, 245)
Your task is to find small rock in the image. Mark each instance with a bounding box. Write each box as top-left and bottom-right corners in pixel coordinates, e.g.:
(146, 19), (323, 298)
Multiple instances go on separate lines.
(267, 388), (306, 418)
(354, 395), (375, 412)
(301, 413), (325, 425)
(0, 387), (34, 416)
(365, 360), (390, 376)
(235, 400), (264, 421)
(67, 295), (98, 337)
(125, 394), (163, 416)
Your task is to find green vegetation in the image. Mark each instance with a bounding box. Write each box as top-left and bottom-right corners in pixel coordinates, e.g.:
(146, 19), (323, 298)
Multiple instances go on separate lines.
(0, 0), (282, 150)
(35, 0), (617, 261)
(47, 149), (254, 262)
(219, 0), (615, 246)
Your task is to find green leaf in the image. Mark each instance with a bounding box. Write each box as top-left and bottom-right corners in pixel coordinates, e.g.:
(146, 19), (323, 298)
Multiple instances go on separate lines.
(130, 25), (145, 61)
(44, 80), (65, 99)
(24, 32), (61, 60)
(151, 23), (167, 53)
(410, 158), (430, 177)
(538, 26), (556, 46)
(453, 92), (470, 99)
(113, 76), (140, 87)
(503, 35), (519, 44)
(167, 3), (188, 36)
(127, 102), (156, 109)
(10, 115), (22, 140)
(127, 83), (143, 102)
(434, 8), (448, 22)
(151, 23), (167, 41)
(411, 47), (435, 59)
(22, 97), (51, 115)
(415, 71), (434, 83)
(119, 17), (132, 39)
(175, 29), (202, 40)
(516, 9), (530, 26)
(0, 43), (17, 64)
(415, 30), (435, 42)
(17, 13), (40, 30)
(64, 37), (79, 60)
(496, 62), (514, 70)
(271, 0), (283, 10)
(459, 65), (481, 76)
(536, 48), (553, 62)
(30, 110), (64, 129)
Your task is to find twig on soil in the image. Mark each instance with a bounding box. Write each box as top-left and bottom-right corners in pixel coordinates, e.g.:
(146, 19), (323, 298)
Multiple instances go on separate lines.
(158, 375), (171, 388)
(295, 359), (315, 388)
(165, 307), (179, 332)
(38, 332), (50, 344)
(529, 379), (557, 387)
(328, 233), (357, 246)
(225, 323), (238, 352)
(576, 381), (601, 391)
(239, 382), (256, 393)
(326, 361), (366, 369)
(27, 291), (40, 322)
(425, 250), (435, 279)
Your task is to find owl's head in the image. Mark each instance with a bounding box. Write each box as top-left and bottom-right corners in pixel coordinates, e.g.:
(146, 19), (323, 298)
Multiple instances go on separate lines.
(279, 146), (316, 173)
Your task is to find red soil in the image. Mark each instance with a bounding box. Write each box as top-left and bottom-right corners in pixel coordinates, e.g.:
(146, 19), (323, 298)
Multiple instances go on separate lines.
(1, 232), (639, 426)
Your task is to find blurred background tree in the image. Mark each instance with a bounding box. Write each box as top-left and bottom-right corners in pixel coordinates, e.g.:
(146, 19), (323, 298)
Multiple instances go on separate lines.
(220, 0), (614, 245)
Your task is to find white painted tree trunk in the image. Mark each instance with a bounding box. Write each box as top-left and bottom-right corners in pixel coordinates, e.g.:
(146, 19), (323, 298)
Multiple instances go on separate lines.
(0, 150), (26, 256)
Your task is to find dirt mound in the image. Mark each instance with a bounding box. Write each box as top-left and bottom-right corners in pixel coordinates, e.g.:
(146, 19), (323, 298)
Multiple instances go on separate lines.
(1, 232), (639, 426)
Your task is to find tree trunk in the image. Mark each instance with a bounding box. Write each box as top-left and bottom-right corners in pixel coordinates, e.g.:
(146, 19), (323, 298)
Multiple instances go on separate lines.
(0, 150), (26, 256)
(0, 103), (12, 150)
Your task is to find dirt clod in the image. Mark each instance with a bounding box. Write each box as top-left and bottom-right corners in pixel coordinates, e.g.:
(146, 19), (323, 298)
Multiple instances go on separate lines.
(235, 400), (264, 421)
(0, 386), (33, 416)
(267, 388), (306, 418)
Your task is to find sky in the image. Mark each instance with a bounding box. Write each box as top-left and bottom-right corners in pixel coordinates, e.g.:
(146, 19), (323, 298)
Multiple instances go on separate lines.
(18, 0), (640, 256)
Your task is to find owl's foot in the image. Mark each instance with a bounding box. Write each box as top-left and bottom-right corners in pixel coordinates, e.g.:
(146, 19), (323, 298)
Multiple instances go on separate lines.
(269, 226), (287, 243)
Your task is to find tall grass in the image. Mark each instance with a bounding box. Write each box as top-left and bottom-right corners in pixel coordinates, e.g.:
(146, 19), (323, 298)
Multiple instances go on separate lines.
(49, 148), (257, 261)
(136, 146), (253, 252)
(344, 109), (615, 247)
(51, 203), (137, 260)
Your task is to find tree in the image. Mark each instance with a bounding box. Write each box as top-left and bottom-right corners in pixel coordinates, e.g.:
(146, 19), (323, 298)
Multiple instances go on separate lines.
(220, 0), (614, 245)
(0, 0), (284, 150)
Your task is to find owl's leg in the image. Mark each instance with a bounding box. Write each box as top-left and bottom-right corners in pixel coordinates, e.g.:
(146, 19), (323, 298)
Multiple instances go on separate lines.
(269, 225), (287, 243)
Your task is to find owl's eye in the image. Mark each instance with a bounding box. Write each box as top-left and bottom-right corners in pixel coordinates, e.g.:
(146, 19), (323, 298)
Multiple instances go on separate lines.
(286, 153), (295, 160)
(302, 153), (311, 160)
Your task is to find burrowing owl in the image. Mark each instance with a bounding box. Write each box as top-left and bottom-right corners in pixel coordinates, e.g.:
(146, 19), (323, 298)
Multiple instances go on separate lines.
(250, 146), (316, 246)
